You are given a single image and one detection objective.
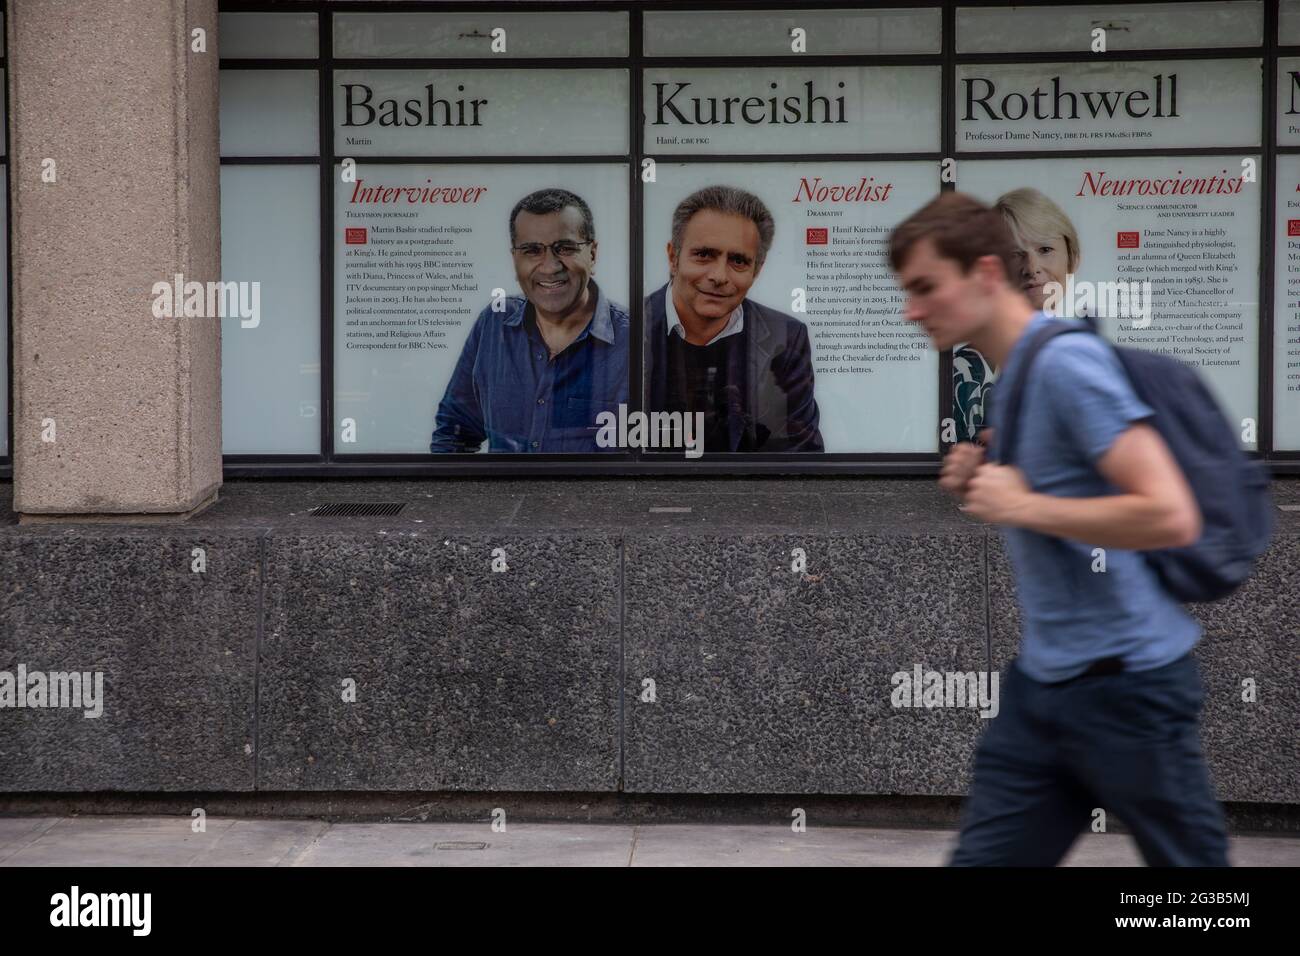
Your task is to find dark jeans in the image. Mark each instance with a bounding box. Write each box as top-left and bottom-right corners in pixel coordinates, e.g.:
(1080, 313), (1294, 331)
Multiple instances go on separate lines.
(949, 652), (1228, 867)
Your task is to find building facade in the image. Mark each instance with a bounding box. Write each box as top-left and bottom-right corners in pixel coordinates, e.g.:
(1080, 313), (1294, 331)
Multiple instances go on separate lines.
(0, 2), (1297, 815)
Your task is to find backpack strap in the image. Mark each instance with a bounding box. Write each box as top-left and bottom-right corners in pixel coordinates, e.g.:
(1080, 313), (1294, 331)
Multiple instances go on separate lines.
(990, 319), (1092, 465)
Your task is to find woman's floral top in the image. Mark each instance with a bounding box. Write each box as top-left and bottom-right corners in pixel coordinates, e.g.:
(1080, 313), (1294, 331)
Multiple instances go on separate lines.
(953, 344), (997, 444)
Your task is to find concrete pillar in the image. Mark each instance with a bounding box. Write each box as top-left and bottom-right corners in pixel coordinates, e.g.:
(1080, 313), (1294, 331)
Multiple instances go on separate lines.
(8, 0), (221, 520)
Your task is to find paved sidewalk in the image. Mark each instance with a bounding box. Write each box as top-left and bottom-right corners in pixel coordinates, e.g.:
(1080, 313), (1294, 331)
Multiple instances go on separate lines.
(1, 817), (1296, 866)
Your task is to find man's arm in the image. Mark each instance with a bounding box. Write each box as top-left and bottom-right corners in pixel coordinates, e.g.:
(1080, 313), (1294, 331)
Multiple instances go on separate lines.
(968, 422), (1201, 549)
(940, 429), (990, 499)
(771, 320), (824, 452)
(430, 314), (488, 453)
(963, 335), (1201, 549)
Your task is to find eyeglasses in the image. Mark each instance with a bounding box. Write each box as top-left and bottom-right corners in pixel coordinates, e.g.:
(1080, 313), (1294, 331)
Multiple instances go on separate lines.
(511, 239), (594, 260)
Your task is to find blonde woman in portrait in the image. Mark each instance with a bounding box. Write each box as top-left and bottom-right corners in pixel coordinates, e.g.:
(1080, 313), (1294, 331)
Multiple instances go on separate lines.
(953, 187), (1083, 443)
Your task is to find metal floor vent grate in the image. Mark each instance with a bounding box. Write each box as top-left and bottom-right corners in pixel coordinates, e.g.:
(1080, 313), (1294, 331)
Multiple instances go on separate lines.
(309, 502), (406, 517)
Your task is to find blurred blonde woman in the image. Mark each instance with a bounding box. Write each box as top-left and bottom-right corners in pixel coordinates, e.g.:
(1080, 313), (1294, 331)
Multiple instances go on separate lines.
(953, 188), (1083, 443)
(997, 187), (1082, 310)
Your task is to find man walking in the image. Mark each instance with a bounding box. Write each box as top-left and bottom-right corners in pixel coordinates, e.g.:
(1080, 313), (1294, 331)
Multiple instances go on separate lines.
(889, 192), (1229, 866)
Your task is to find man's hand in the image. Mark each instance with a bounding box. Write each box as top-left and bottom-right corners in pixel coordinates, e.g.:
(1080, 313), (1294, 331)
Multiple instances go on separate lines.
(939, 440), (985, 500)
(963, 462), (1037, 526)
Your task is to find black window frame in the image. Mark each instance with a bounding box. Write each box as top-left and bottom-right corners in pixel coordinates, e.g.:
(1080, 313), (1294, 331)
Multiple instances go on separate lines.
(1, 16), (12, 477)
(199, 0), (1300, 478)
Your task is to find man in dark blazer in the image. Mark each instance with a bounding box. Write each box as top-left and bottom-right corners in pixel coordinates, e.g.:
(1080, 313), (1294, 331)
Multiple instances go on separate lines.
(645, 185), (824, 454)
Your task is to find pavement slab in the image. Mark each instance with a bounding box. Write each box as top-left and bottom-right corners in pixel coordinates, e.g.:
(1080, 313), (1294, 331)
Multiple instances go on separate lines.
(0, 817), (1294, 867)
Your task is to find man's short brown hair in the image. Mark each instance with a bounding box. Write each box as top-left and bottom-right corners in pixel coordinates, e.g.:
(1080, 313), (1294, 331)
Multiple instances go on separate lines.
(888, 191), (1020, 284)
(671, 184), (776, 270)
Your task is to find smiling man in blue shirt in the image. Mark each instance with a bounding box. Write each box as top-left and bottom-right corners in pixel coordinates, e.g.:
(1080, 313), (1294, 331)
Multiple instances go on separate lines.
(430, 188), (630, 453)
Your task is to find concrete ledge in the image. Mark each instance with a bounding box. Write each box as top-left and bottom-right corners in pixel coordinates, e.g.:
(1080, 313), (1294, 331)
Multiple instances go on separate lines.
(0, 477), (1297, 804)
(623, 534), (987, 794)
(0, 529), (258, 790)
(17, 487), (221, 523)
(258, 532), (621, 791)
(0, 793), (1295, 834)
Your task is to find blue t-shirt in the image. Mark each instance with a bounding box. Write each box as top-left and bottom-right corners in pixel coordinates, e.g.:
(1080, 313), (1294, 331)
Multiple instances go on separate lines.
(997, 312), (1201, 683)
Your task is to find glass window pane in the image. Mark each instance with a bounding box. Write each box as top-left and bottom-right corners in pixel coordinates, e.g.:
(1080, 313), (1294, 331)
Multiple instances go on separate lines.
(1274, 156), (1300, 450)
(220, 165), (321, 455)
(644, 7), (940, 57)
(957, 2), (1263, 53)
(219, 12), (318, 59)
(0, 167), (7, 457)
(1278, 57), (1300, 146)
(643, 164), (940, 454)
(334, 163), (630, 454)
(644, 66), (940, 155)
(334, 11), (628, 58)
(334, 69), (628, 157)
(1281, 0), (1300, 45)
(220, 70), (318, 157)
(957, 157), (1260, 446)
(957, 60), (1261, 152)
